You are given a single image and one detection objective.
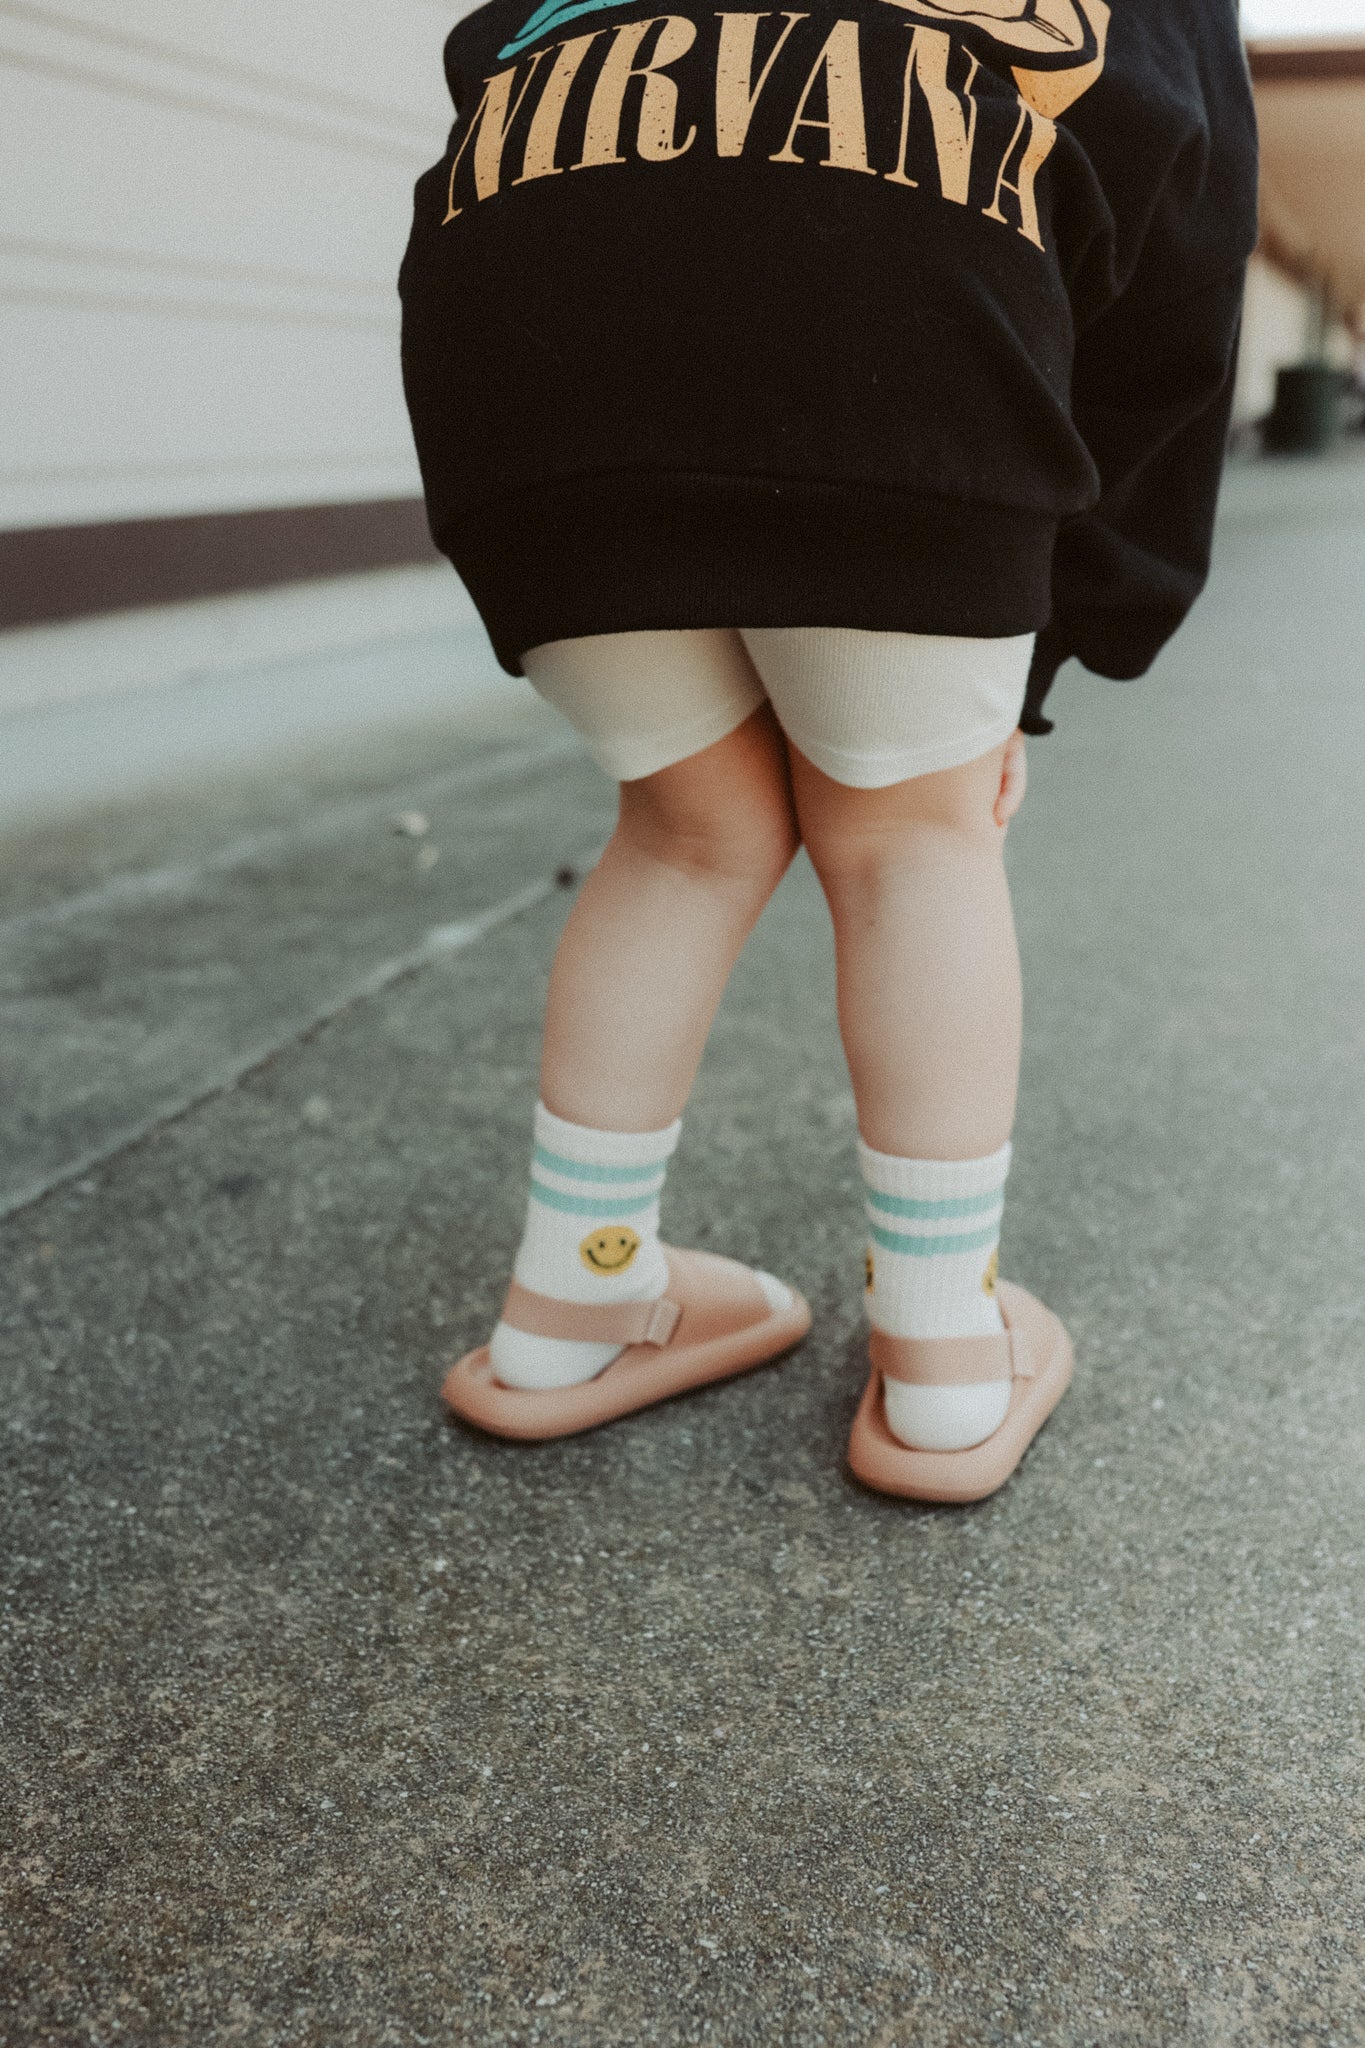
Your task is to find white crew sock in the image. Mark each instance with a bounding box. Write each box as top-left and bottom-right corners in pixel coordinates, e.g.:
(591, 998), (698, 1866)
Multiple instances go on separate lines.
(860, 1137), (1013, 1452)
(488, 1103), (680, 1390)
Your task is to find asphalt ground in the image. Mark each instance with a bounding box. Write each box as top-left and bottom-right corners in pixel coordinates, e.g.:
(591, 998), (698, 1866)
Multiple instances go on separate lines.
(2, 452), (1364, 2046)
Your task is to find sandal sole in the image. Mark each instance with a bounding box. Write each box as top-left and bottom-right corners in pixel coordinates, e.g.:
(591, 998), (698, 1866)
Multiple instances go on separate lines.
(847, 1284), (1074, 1504)
(443, 1291), (812, 1441)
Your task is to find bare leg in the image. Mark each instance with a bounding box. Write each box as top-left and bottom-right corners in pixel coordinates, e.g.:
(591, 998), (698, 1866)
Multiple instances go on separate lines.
(789, 737), (1022, 1159)
(540, 704), (801, 1132)
(476, 701), (806, 1396)
(792, 736), (1026, 1449)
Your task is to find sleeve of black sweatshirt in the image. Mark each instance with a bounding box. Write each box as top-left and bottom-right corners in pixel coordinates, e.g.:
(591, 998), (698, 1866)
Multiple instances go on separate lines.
(1019, 262), (1248, 736)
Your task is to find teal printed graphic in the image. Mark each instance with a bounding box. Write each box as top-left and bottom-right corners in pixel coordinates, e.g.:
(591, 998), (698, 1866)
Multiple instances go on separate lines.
(498, 0), (636, 61)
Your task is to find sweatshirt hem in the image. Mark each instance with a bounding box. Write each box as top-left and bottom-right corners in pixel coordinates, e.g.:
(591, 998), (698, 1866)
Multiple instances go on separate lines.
(437, 472), (1058, 678)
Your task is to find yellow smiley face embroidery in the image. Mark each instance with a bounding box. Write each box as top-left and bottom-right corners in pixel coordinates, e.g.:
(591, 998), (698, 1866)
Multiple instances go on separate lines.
(580, 1225), (641, 1275)
(982, 1248), (999, 1297)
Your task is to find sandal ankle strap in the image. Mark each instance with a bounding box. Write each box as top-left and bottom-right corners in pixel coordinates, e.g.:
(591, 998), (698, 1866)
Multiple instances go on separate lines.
(500, 1279), (682, 1347)
(870, 1319), (1035, 1387)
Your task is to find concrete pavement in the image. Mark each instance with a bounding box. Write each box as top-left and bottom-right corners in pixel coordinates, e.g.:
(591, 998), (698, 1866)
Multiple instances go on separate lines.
(0, 564), (506, 835)
(2, 451), (1364, 2046)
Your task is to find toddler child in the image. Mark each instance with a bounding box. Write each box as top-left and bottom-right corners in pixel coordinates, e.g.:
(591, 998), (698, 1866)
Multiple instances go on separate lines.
(399, 0), (1258, 1499)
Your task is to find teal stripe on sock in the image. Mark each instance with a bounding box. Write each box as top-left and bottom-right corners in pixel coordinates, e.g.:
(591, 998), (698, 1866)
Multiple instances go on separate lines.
(532, 1144), (667, 1184)
(530, 1179), (659, 1218)
(865, 1186), (1004, 1221)
(869, 1220), (1001, 1257)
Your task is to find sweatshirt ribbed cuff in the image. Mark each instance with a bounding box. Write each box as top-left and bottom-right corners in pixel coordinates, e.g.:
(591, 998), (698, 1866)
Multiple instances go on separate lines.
(1019, 624), (1068, 735)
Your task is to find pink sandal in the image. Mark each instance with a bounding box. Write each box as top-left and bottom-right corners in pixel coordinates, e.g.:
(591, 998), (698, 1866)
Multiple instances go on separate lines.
(847, 1279), (1074, 1503)
(442, 1245), (812, 1440)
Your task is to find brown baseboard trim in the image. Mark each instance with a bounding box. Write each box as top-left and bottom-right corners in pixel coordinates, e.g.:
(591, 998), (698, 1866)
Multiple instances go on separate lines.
(1247, 38), (1365, 83)
(1, 497), (442, 632)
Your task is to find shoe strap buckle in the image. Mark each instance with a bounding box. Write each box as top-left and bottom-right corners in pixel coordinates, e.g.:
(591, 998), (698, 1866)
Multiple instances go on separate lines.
(641, 1297), (682, 1346)
(1008, 1326), (1036, 1380)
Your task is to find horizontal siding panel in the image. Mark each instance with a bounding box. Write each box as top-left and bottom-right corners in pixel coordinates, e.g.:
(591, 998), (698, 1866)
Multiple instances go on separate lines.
(1, 300), (419, 527)
(0, 1), (465, 531)
(0, 0), (457, 143)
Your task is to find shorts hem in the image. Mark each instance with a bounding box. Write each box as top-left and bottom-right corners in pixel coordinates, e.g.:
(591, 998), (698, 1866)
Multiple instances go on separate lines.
(781, 709), (1024, 789)
(581, 689), (766, 782)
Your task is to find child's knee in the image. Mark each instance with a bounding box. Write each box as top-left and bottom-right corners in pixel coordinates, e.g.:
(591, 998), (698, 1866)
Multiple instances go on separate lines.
(618, 707), (800, 893)
(796, 743), (1009, 885)
(625, 788), (799, 898)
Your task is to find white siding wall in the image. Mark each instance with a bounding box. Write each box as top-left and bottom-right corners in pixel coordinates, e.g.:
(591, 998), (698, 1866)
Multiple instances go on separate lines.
(1233, 255), (1312, 425)
(0, 1), (481, 532)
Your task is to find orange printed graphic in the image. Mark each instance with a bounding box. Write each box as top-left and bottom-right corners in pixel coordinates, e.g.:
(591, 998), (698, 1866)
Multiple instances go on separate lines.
(880, 0), (1110, 117)
(444, 49), (553, 218)
(884, 25), (981, 202)
(512, 32), (601, 183)
(442, 4), (1112, 247)
(981, 93), (1056, 246)
(715, 11), (809, 158)
(769, 17), (877, 174)
(574, 13), (698, 168)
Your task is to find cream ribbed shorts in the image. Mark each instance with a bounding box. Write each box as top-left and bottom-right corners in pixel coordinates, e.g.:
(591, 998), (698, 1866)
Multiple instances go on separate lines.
(522, 625), (1034, 788)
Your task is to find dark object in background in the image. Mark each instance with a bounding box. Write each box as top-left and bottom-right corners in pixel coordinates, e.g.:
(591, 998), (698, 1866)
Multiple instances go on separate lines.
(1263, 362), (1345, 454)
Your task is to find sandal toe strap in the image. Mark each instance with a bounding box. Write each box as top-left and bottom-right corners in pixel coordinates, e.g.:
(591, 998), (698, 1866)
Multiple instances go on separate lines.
(501, 1279), (682, 1347)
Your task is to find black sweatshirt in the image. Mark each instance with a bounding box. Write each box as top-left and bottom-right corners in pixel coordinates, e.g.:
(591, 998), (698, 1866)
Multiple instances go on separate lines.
(399, 0), (1258, 731)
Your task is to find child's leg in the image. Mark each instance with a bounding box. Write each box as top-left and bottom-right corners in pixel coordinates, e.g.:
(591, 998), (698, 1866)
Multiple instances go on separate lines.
(791, 741), (1021, 1160)
(791, 740), (1023, 1450)
(540, 702), (800, 1132)
(491, 700), (801, 1391)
